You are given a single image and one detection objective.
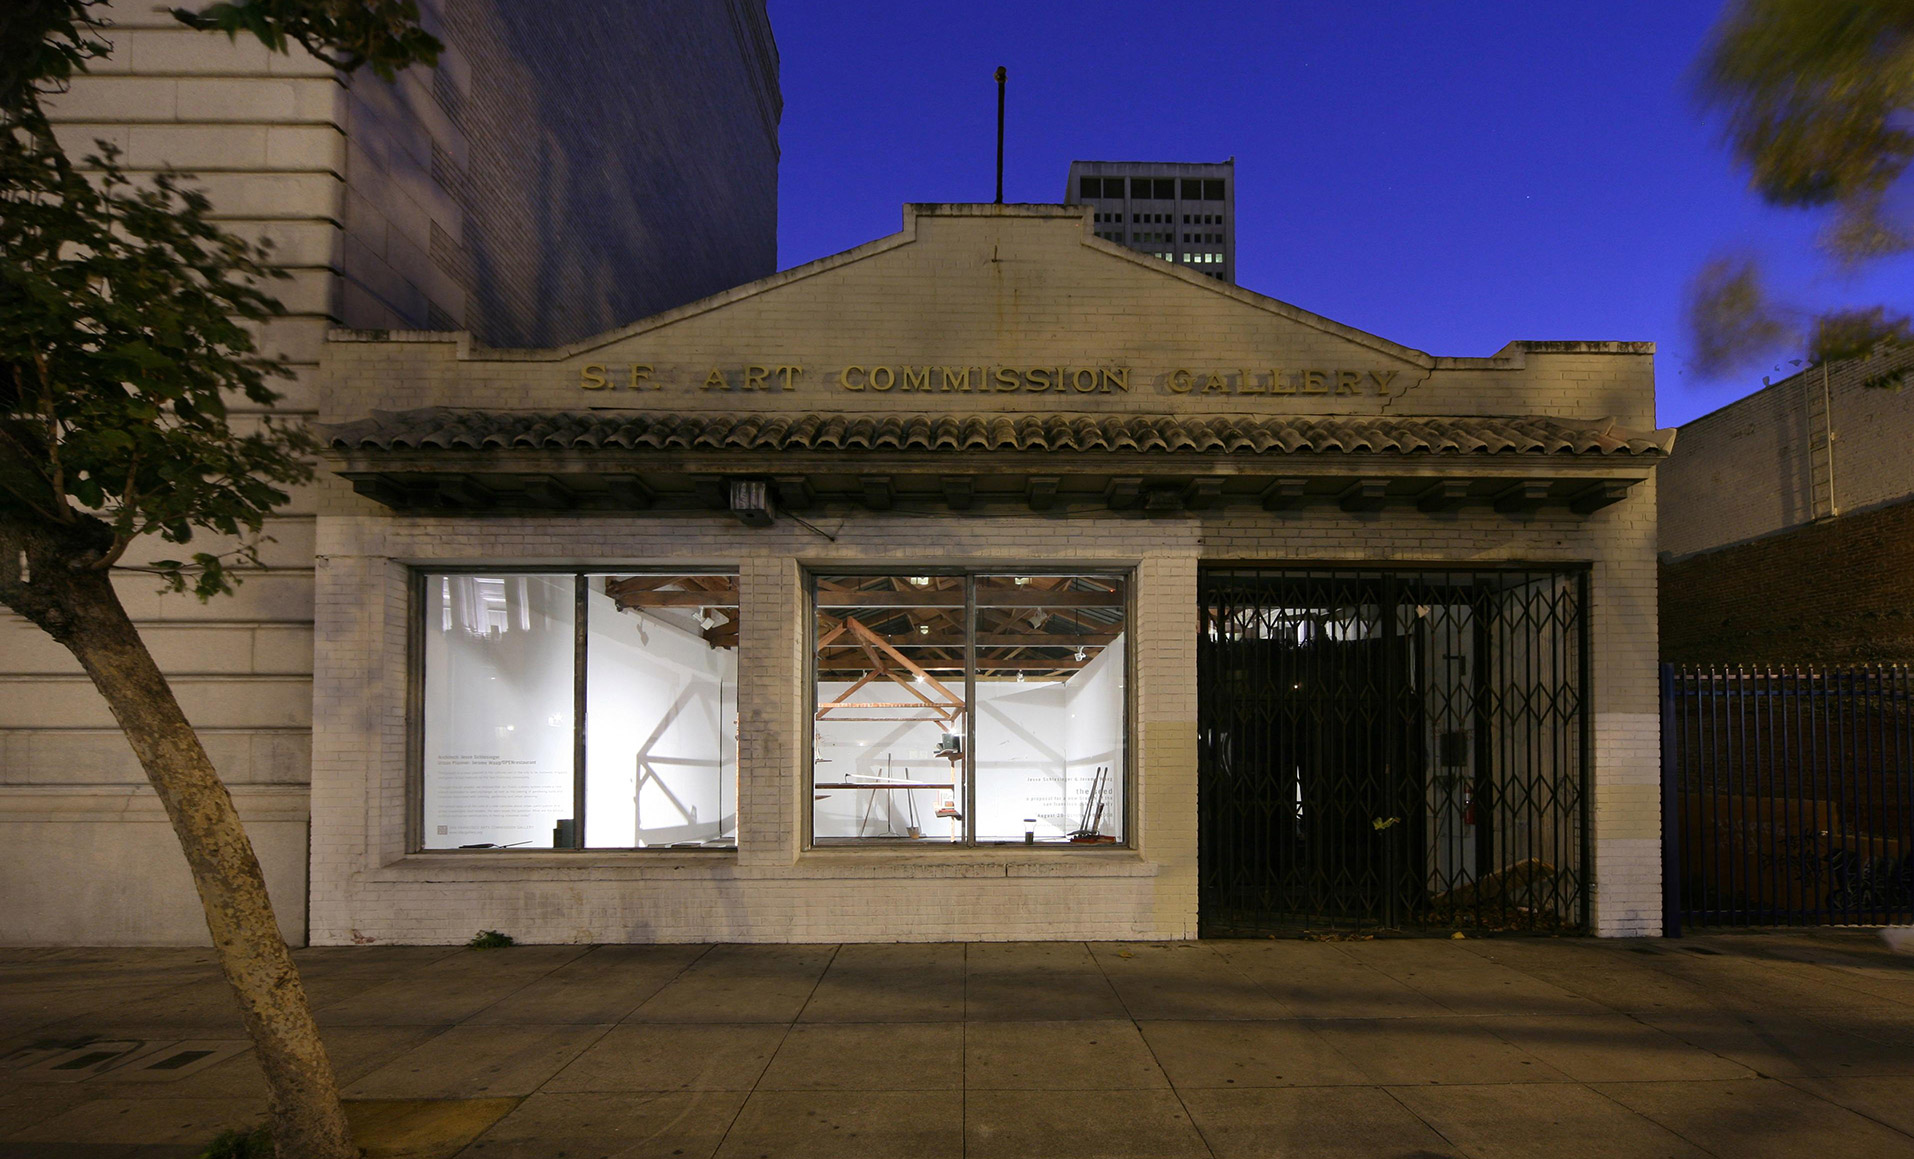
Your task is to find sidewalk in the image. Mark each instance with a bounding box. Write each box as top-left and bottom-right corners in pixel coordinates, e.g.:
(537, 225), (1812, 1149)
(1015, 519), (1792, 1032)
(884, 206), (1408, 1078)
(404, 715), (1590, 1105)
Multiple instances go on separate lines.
(2, 931), (1911, 1158)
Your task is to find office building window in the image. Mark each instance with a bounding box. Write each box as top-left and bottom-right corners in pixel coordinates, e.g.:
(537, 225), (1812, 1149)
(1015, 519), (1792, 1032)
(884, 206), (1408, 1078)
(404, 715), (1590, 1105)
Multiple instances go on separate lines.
(420, 570), (739, 850)
(812, 571), (1127, 846)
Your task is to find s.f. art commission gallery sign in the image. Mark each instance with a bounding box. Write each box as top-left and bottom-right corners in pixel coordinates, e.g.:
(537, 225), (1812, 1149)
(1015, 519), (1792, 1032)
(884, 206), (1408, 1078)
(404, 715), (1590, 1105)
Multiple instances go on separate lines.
(576, 362), (1408, 398)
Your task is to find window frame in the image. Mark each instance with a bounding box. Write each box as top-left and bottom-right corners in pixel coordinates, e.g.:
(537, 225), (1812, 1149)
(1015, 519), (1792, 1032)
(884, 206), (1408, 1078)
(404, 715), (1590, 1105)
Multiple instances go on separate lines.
(803, 566), (1136, 852)
(407, 564), (742, 854)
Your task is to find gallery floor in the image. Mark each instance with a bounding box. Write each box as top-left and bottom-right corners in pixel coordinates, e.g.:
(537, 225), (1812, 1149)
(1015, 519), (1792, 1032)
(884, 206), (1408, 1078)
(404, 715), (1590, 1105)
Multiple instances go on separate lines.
(2, 930), (1912, 1157)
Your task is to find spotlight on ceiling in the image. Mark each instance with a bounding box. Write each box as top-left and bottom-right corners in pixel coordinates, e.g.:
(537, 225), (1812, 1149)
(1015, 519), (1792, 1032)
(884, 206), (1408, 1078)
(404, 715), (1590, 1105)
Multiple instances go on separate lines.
(1074, 646), (1088, 662)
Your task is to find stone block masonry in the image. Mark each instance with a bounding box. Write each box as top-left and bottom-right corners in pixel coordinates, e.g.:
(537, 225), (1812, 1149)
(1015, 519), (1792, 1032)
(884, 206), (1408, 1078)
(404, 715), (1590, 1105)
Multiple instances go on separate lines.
(3, 0), (780, 946)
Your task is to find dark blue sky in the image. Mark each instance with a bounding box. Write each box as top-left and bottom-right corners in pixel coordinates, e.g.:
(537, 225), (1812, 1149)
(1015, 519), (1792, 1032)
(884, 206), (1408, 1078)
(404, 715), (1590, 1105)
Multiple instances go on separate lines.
(770, 2), (1914, 427)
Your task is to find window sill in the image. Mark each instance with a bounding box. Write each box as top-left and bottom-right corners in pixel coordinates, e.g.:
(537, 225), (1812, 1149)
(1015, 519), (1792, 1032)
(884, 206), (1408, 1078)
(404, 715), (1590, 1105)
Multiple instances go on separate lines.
(367, 848), (739, 882)
(798, 845), (1154, 878)
(360, 846), (1157, 882)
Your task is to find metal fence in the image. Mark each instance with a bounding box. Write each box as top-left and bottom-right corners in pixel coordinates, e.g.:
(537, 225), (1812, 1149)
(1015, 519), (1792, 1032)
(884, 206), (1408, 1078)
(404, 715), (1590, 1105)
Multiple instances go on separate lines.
(1662, 664), (1914, 931)
(1198, 567), (1588, 935)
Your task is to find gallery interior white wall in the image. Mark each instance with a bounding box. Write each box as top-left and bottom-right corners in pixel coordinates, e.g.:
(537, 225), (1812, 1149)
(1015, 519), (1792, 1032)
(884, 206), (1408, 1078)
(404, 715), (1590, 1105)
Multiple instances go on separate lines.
(421, 574), (575, 849)
(813, 634), (1125, 842)
(584, 586), (736, 847)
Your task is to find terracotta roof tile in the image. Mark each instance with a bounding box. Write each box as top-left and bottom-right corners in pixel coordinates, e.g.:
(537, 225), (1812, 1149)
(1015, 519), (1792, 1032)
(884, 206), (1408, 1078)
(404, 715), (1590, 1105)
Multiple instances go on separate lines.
(322, 408), (1672, 457)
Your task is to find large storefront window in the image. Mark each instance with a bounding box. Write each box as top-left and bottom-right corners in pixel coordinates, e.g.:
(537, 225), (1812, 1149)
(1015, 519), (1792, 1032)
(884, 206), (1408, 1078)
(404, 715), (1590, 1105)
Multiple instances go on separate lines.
(812, 571), (1127, 846)
(421, 571), (738, 850)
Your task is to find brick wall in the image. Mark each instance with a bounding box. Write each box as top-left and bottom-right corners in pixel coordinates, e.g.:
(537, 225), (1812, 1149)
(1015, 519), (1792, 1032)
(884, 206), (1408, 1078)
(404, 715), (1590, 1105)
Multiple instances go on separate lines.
(306, 484), (1661, 944)
(1660, 495), (1914, 665)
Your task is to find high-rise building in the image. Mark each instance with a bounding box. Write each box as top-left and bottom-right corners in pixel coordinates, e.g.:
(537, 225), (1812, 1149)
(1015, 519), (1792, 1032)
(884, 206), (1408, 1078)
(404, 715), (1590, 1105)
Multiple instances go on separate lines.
(1064, 159), (1235, 282)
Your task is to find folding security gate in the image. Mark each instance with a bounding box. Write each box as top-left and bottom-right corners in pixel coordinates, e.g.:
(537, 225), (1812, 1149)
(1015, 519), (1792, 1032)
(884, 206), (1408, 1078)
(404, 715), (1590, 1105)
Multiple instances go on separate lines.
(1197, 567), (1589, 935)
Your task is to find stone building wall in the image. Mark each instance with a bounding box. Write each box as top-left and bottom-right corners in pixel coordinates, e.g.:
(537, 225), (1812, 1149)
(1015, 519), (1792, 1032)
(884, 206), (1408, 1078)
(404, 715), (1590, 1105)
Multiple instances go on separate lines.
(2, 0), (779, 946)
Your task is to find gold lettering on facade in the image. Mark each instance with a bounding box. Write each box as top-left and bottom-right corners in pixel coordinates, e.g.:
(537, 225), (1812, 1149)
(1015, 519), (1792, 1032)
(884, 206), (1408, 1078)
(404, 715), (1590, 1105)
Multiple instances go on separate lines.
(567, 360), (1400, 399)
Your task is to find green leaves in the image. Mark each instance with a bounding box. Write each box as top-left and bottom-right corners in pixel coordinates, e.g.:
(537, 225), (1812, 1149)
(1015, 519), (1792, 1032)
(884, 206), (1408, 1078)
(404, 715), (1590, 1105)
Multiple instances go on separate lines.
(1689, 0), (1914, 377)
(170, 0), (443, 82)
(1697, 0), (1914, 211)
(1, 132), (315, 597)
(2, 0), (439, 598)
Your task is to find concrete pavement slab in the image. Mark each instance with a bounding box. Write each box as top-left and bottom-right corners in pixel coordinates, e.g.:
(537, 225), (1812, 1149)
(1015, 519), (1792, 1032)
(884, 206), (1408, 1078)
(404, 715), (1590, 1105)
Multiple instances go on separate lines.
(342, 1023), (610, 1099)
(965, 1088), (1207, 1159)
(828, 942), (966, 972)
(962, 971), (1129, 1021)
(963, 1019), (1168, 1090)
(1460, 944), (1725, 1014)
(757, 1022), (961, 1090)
(3, 1095), (265, 1146)
(686, 944), (838, 978)
(1636, 1007), (1914, 1078)
(1223, 958), (1453, 1019)
(1138, 1019), (1373, 1088)
(965, 941), (1101, 974)
(464, 944), (708, 1025)
(1598, 1076), (1914, 1158)
(1477, 1012), (1756, 1082)
(1310, 1017), (1572, 1085)
(7, 935), (1914, 1157)
(542, 1023), (786, 1092)
(1180, 1086), (1461, 1159)
(1095, 956), (1295, 1020)
(462, 1090), (745, 1159)
(315, 945), (589, 1026)
(714, 1089), (962, 1159)
(798, 968), (966, 1022)
(626, 972), (825, 1023)
(1393, 1081), (1708, 1159)
(1783, 1074), (1914, 1136)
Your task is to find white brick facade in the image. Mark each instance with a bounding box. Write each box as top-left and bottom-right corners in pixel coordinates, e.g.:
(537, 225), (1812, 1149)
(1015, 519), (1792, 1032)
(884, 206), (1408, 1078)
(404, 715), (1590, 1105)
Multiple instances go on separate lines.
(307, 205), (1669, 943)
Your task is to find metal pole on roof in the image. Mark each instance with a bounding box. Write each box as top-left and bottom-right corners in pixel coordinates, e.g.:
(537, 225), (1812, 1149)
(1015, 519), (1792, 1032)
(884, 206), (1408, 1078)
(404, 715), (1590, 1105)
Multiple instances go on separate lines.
(994, 66), (1007, 204)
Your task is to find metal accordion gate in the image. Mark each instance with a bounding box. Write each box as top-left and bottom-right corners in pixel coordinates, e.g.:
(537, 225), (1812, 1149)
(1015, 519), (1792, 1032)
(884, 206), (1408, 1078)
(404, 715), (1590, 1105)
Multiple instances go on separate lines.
(1197, 566), (1590, 935)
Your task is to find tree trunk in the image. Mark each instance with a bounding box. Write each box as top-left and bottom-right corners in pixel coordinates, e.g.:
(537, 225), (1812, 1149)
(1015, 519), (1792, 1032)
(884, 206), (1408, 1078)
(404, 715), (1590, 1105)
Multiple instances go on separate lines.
(0, 518), (356, 1159)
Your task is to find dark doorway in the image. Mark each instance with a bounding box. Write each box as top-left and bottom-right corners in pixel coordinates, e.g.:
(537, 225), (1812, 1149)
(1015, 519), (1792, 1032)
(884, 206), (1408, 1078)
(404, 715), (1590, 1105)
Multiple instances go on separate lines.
(1198, 567), (1589, 935)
